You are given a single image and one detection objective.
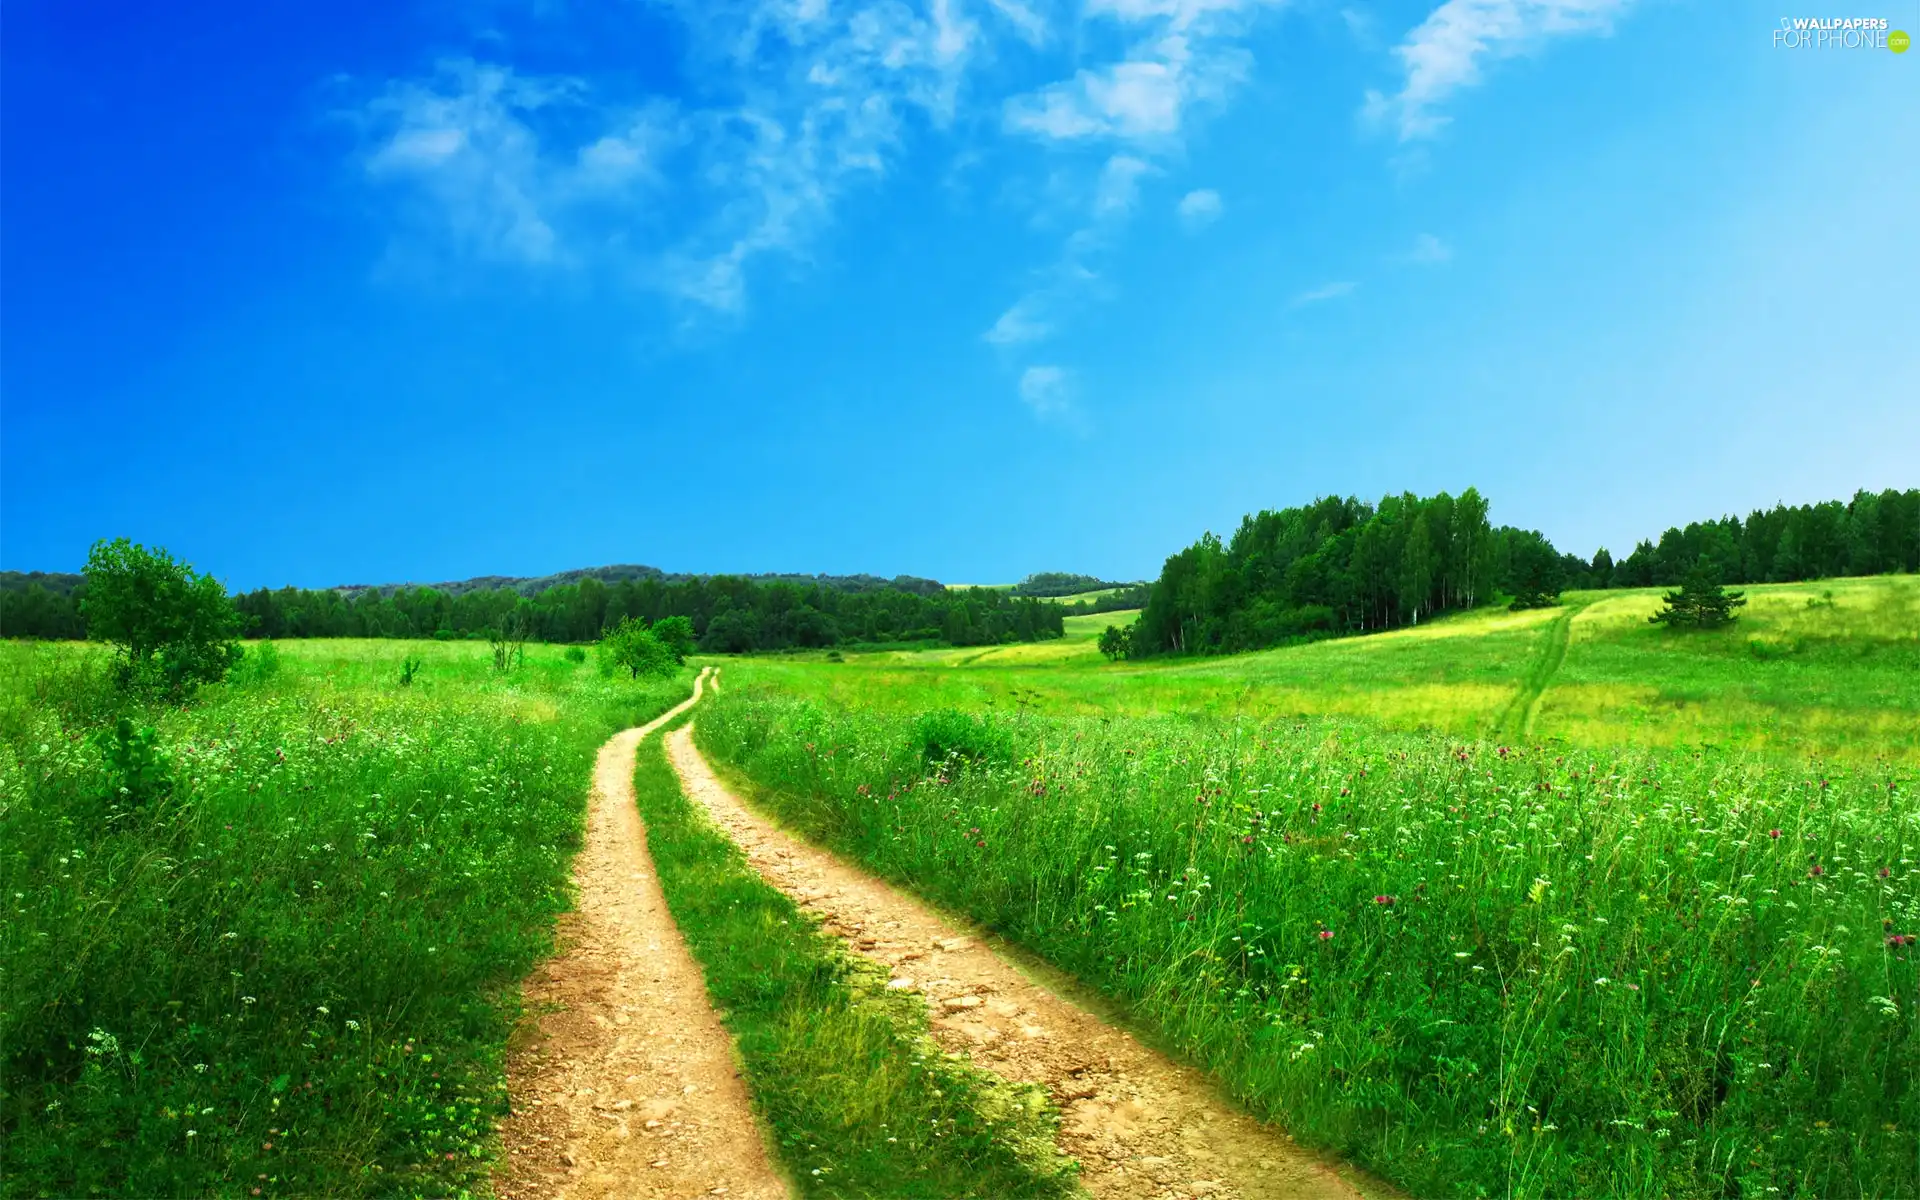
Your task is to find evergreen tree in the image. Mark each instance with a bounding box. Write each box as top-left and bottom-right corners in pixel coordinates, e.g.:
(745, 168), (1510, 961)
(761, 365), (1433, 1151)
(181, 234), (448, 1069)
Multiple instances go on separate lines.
(1649, 567), (1747, 630)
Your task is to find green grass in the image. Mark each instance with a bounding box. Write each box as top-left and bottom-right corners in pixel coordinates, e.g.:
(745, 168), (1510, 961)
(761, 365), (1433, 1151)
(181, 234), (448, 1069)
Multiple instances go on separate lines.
(693, 683), (1920, 1200)
(1, 639), (691, 1198)
(629, 720), (1079, 1198)
(715, 576), (1920, 764)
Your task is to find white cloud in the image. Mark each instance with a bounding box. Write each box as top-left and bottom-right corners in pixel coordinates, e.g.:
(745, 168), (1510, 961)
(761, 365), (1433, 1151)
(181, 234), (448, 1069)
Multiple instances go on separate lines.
(985, 297), (1054, 346)
(1094, 155), (1156, 218)
(1408, 232), (1452, 262)
(1019, 364), (1077, 419)
(988, 0), (1051, 45)
(1004, 39), (1245, 145)
(357, 0), (1279, 332)
(360, 0), (991, 311)
(1291, 280), (1357, 306)
(1177, 187), (1222, 228)
(1364, 0), (1632, 141)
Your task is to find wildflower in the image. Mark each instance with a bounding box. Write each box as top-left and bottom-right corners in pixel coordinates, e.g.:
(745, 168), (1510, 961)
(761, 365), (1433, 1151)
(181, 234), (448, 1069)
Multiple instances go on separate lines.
(975, 840), (986, 848)
(1769, 828), (1781, 839)
(1880, 867), (1893, 878)
(1373, 895), (1395, 906)
(1242, 835), (1255, 844)
(1318, 930), (1334, 941)
(1809, 865), (1824, 878)
(1340, 788), (1351, 797)
(1311, 803), (1321, 813)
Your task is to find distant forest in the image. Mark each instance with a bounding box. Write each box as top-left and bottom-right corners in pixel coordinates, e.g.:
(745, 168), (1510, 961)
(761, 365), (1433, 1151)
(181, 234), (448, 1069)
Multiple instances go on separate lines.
(1131, 487), (1920, 658)
(1009, 572), (1137, 597)
(0, 569), (1062, 652)
(4, 488), (1913, 651)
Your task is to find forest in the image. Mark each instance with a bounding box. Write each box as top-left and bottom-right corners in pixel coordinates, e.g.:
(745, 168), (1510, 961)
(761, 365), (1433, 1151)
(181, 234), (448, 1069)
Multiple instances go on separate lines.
(0, 570), (1062, 652)
(1130, 486), (1920, 657)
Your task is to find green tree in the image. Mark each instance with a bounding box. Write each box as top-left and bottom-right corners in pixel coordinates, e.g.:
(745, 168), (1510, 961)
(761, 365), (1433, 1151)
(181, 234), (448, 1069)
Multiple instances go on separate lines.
(80, 538), (244, 696)
(651, 615), (697, 662)
(598, 616), (678, 679)
(1097, 623), (1132, 662)
(1649, 567), (1747, 630)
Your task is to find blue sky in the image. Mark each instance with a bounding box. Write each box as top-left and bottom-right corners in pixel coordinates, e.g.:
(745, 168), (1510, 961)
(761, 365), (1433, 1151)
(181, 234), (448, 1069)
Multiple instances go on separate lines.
(3, 0), (1915, 589)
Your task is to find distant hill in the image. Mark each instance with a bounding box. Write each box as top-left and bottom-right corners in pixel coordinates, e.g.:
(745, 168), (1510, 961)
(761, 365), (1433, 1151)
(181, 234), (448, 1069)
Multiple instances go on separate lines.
(332, 565), (947, 599)
(0, 571), (83, 596)
(2, 565), (948, 604)
(1010, 572), (1142, 598)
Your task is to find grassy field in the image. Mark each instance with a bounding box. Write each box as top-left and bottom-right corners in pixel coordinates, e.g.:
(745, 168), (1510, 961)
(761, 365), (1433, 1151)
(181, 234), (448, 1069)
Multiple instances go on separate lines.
(684, 574), (1918, 1197)
(694, 681), (1919, 1199)
(1, 639), (691, 1198)
(726, 576), (1920, 764)
(8, 574), (1911, 1197)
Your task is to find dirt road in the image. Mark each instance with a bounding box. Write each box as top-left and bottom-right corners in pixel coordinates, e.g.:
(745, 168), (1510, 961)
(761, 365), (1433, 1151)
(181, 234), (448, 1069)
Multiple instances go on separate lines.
(496, 669), (789, 1200)
(665, 720), (1379, 1200)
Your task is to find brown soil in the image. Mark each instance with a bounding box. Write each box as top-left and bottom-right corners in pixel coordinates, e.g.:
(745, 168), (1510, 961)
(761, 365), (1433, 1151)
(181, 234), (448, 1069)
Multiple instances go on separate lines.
(665, 719), (1383, 1200)
(496, 668), (790, 1200)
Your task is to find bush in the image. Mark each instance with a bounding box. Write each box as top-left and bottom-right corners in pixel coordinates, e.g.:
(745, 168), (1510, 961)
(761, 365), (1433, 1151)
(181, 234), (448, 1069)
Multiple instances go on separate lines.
(913, 709), (1013, 768)
(563, 645), (588, 664)
(79, 538), (243, 698)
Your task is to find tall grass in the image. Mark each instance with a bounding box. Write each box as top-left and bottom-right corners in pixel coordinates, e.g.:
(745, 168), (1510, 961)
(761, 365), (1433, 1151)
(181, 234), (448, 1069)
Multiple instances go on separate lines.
(630, 723), (1077, 1197)
(695, 684), (1919, 1199)
(0, 640), (690, 1198)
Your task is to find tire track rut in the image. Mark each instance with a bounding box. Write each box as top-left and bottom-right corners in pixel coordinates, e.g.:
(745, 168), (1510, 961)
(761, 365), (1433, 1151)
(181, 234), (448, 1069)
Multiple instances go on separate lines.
(496, 669), (789, 1200)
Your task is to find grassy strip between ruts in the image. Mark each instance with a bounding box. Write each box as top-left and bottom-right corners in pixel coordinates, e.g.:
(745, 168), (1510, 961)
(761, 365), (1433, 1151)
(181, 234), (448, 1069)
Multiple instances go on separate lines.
(630, 715), (1080, 1198)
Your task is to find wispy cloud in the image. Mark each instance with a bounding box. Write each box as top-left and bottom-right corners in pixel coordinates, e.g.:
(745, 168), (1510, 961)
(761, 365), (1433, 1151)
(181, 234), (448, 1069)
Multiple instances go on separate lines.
(1002, 0), (1272, 149)
(1363, 0), (1632, 141)
(1018, 364), (1079, 422)
(359, 0), (989, 312)
(356, 0), (1284, 415)
(1177, 187), (1222, 229)
(1291, 279), (1357, 307)
(1407, 231), (1452, 263)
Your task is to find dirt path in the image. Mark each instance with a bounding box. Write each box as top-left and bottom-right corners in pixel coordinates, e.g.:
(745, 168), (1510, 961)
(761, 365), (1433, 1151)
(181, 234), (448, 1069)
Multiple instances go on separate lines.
(665, 723), (1377, 1200)
(1493, 602), (1584, 742)
(496, 668), (789, 1200)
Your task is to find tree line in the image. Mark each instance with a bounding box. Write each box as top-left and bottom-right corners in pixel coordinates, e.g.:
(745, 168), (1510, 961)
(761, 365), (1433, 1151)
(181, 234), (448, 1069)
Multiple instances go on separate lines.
(1125, 487), (1918, 659)
(0, 565), (1065, 652)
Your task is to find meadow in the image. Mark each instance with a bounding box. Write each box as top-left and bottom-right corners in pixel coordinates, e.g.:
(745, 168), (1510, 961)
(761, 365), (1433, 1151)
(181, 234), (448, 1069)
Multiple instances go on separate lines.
(687, 574), (1919, 1197)
(0, 640), (691, 1198)
(736, 576), (1920, 764)
(694, 684), (1918, 1199)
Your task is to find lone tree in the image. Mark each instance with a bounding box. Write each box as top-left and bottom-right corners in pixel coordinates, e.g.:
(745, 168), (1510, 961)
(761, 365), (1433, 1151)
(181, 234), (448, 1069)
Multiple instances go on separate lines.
(597, 616), (678, 679)
(1097, 623), (1133, 662)
(80, 537), (245, 696)
(1650, 567), (1747, 630)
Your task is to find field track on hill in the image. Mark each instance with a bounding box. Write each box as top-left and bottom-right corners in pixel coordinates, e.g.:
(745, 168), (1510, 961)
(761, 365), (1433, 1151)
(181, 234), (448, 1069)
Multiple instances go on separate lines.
(665, 712), (1386, 1200)
(497, 669), (788, 1200)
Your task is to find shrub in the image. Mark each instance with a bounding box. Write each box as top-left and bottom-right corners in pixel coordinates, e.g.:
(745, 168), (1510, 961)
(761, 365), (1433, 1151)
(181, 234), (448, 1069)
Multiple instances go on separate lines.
(563, 645), (587, 664)
(93, 717), (173, 808)
(913, 709), (1013, 767)
(79, 538), (243, 698)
